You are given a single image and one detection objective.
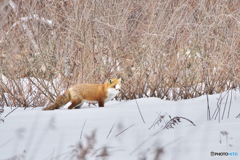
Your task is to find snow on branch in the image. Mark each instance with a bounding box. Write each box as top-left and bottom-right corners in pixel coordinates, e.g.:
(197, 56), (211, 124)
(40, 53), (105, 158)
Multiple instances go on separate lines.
(0, 14), (53, 45)
(1, 0), (54, 55)
(9, 0), (17, 13)
(20, 14), (53, 26)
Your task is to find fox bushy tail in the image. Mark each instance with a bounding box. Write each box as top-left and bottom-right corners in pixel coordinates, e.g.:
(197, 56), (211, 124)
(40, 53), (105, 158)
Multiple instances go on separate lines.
(43, 91), (70, 110)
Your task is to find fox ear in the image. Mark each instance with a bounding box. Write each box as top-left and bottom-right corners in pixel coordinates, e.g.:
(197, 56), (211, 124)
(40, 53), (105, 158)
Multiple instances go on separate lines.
(118, 78), (122, 83)
(108, 78), (112, 84)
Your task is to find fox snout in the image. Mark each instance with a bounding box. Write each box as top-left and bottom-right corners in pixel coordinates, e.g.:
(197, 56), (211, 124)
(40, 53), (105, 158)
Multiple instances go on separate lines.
(115, 84), (121, 92)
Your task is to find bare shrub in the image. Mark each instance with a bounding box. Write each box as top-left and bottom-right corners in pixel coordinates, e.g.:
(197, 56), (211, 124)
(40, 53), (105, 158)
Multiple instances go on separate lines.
(0, 0), (240, 107)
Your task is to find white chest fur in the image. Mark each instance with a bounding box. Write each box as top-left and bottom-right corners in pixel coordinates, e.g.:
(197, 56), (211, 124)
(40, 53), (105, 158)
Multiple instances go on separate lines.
(105, 88), (120, 103)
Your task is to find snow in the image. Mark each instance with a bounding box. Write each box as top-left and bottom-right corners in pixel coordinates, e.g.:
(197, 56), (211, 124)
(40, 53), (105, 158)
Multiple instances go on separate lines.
(0, 91), (240, 160)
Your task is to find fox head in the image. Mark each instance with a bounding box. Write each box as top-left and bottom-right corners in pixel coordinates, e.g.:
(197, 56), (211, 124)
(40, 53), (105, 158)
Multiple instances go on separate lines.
(106, 78), (122, 92)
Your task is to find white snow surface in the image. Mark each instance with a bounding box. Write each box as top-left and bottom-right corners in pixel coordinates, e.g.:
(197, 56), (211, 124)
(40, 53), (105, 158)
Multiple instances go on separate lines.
(0, 91), (240, 160)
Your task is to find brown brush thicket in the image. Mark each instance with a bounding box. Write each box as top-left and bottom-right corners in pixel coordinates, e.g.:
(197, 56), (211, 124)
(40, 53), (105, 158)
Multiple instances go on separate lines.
(0, 0), (240, 107)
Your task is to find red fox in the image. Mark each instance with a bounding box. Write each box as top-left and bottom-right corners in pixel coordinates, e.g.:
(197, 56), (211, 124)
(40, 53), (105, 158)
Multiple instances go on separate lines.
(43, 78), (122, 110)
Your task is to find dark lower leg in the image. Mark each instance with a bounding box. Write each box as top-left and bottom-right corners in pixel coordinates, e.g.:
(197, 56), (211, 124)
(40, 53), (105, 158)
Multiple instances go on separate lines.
(98, 100), (104, 107)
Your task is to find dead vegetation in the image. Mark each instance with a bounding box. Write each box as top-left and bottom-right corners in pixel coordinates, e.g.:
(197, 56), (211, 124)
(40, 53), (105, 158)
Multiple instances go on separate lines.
(149, 112), (196, 133)
(0, 0), (240, 107)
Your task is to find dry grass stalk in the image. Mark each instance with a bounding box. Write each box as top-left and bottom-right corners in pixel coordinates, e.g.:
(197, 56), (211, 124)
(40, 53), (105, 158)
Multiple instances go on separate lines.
(150, 112), (196, 135)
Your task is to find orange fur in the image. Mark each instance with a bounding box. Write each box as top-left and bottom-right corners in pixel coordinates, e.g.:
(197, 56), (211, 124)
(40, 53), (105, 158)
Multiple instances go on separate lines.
(43, 78), (121, 110)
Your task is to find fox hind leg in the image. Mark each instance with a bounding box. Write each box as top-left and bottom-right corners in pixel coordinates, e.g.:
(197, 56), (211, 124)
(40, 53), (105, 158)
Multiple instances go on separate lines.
(68, 99), (82, 109)
(74, 102), (84, 109)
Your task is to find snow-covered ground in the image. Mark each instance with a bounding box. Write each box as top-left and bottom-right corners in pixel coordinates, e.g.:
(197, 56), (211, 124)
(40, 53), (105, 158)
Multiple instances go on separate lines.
(0, 91), (240, 160)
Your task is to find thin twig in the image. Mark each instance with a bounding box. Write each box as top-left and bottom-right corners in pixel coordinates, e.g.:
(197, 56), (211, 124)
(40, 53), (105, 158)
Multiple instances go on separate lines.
(135, 99), (145, 124)
(115, 124), (135, 137)
(0, 138), (14, 148)
(221, 90), (230, 120)
(106, 120), (117, 139)
(206, 94), (210, 120)
(236, 113), (240, 118)
(4, 107), (19, 118)
(227, 90), (233, 118)
(80, 119), (87, 139)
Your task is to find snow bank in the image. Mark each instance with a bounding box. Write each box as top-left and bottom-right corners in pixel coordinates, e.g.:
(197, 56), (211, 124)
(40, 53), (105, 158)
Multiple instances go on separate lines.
(0, 91), (240, 159)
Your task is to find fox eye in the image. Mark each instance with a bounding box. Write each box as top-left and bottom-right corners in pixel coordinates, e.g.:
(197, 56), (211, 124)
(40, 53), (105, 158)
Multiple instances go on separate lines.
(108, 78), (112, 84)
